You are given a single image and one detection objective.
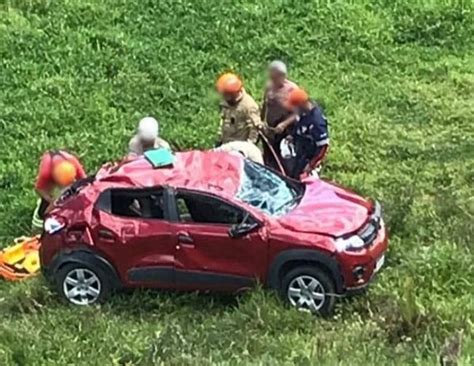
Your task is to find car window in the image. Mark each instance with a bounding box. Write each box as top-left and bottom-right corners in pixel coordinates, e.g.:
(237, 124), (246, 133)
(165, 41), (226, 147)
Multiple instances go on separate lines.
(104, 189), (165, 219)
(176, 191), (245, 225)
(237, 160), (304, 217)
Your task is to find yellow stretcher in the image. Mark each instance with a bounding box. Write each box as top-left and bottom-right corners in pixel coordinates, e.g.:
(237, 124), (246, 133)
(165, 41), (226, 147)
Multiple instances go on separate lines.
(0, 236), (41, 281)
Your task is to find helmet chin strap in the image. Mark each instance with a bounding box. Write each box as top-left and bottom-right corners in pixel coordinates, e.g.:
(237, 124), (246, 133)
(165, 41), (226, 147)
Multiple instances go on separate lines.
(224, 91), (242, 106)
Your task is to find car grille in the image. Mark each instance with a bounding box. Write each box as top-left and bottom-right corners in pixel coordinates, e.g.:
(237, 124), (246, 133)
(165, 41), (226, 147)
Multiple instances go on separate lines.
(358, 201), (382, 246)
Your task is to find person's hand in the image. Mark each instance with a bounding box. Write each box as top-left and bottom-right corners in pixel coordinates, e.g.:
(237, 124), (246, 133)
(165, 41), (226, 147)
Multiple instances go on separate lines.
(261, 125), (272, 137)
(273, 122), (287, 134)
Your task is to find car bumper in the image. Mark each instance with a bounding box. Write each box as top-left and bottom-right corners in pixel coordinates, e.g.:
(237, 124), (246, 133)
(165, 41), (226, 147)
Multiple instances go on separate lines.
(338, 221), (388, 294)
(344, 253), (385, 295)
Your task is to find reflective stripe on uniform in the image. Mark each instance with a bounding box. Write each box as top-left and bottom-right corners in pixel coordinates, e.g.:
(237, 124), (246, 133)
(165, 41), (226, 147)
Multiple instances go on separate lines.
(32, 199), (44, 230)
(316, 138), (329, 147)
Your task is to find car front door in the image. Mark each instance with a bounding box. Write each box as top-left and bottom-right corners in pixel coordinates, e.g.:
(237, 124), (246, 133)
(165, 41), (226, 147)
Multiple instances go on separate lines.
(169, 190), (268, 291)
(93, 187), (175, 288)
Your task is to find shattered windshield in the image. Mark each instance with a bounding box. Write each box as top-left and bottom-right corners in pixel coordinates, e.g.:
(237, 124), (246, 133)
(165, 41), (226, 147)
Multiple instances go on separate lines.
(236, 160), (304, 217)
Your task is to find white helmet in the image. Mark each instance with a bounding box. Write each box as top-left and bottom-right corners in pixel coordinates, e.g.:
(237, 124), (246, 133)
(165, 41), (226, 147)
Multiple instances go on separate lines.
(138, 117), (159, 141)
(269, 60), (287, 75)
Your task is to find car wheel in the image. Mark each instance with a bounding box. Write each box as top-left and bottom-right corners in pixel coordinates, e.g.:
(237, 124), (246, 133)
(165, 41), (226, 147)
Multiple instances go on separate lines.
(55, 263), (112, 306)
(281, 266), (336, 316)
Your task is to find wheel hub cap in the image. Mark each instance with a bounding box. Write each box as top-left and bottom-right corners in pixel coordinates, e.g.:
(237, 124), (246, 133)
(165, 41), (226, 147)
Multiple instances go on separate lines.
(287, 275), (326, 312)
(63, 268), (101, 306)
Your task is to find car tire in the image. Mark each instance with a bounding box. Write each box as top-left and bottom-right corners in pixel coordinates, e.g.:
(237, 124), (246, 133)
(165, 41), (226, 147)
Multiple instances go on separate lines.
(280, 266), (336, 316)
(55, 262), (112, 306)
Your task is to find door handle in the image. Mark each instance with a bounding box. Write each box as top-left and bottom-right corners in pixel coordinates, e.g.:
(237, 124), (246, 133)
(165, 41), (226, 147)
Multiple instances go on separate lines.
(121, 226), (136, 240)
(98, 229), (114, 241)
(177, 232), (194, 245)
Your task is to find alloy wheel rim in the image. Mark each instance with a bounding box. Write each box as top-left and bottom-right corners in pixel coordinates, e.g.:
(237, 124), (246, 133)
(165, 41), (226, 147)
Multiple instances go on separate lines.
(287, 275), (325, 312)
(63, 268), (101, 305)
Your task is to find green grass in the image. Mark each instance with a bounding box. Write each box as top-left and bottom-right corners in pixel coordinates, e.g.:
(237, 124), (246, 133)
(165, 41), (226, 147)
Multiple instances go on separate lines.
(1, 0), (473, 364)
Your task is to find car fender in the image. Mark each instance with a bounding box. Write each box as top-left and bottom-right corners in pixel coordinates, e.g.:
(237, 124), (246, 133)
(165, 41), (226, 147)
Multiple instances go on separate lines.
(267, 249), (344, 294)
(46, 248), (121, 288)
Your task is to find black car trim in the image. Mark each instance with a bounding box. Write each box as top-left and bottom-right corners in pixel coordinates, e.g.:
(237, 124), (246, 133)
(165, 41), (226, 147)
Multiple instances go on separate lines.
(164, 186), (179, 222)
(352, 200), (382, 247)
(128, 266), (174, 283)
(345, 262), (385, 296)
(127, 266), (254, 288)
(44, 248), (121, 288)
(175, 269), (255, 287)
(267, 249), (345, 294)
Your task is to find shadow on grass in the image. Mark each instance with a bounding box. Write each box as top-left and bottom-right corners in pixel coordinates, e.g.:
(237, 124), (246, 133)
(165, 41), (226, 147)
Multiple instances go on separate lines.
(2, 276), (364, 326)
(104, 287), (240, 319)
(0, 276), (246, 320)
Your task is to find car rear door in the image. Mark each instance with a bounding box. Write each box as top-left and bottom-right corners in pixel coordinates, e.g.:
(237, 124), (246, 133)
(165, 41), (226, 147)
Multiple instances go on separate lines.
(92, 187), (175, 288)
(169, 189), (268, 291)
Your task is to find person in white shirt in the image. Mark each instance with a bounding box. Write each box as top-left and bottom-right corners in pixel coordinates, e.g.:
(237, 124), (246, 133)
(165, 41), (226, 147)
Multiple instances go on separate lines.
(128, 117), (171, 158)
(214, 140), (264, 164)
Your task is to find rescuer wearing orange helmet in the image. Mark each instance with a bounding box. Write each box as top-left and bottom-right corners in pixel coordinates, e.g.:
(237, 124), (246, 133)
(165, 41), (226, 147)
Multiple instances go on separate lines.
(215, 73), (264, 146)
(284, 88), (330, 179)
(32, 150), (86, 231)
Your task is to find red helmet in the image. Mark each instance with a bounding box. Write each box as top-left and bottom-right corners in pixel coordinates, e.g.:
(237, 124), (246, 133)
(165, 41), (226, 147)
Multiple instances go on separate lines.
(287, 88), (309, 108)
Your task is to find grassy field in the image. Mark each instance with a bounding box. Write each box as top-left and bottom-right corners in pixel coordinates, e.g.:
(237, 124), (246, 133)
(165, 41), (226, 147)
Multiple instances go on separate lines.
(1, 0), (473, 364)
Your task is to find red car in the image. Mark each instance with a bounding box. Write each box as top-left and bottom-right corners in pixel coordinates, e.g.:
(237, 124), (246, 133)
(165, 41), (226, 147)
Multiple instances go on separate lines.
(40, 150), (388, 315)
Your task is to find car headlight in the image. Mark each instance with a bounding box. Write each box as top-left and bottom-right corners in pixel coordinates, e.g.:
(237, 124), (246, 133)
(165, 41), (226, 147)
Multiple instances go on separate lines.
(335, 235), (365, 252)
(44, 217), (65, 234)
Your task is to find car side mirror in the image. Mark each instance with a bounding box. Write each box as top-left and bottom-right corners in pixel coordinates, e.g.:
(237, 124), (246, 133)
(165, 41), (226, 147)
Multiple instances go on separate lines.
(228, 222), (259, 238)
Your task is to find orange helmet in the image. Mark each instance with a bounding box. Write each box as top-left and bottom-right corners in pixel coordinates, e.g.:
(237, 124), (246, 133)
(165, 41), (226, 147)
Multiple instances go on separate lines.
(287, 88), (309, 109)
(216, 73), (242, 94)
(52, 161), (77, 187)
(216, 73), (234, 92)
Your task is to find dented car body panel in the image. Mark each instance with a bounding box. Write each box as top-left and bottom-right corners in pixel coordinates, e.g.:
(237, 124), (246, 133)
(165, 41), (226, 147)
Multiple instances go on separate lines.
(41, 150), (388, 294)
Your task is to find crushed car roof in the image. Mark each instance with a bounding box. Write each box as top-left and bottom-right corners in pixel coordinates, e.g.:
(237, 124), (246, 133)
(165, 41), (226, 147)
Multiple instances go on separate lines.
(96, 150), (243, 195)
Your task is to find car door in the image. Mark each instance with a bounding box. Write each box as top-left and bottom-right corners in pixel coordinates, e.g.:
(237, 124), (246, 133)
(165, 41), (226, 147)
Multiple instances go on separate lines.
(169, 189), (268, 291)
(92, 187), (175, 288)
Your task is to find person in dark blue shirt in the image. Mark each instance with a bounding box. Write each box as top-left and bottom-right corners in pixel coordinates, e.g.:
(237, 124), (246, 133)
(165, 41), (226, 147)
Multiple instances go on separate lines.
(285, 88), (329, 179)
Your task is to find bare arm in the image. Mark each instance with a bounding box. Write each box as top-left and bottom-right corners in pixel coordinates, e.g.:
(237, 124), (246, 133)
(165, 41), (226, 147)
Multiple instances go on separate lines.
(273, 114), (298, 134)
(281, 114), (298, 128)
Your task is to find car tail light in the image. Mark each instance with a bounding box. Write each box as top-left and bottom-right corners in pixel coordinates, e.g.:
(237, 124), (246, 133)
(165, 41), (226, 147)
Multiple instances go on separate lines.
(44, 217), (66, 235)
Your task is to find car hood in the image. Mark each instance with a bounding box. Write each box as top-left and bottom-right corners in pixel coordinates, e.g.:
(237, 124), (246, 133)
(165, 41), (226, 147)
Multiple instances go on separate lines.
(278, 179), (372, 237)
